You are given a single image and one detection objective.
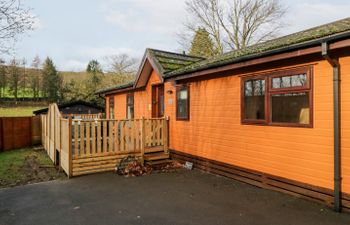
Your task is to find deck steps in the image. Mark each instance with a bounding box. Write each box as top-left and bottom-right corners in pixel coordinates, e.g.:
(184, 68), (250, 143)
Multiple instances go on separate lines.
(145, 159), (173, 166)
(72, 167), (115, 177)
(145, 146), (165, 153)
(144, 152), (169, 162)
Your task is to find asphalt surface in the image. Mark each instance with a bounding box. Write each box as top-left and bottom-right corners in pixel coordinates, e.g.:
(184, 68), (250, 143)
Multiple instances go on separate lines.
(0, 170), (349, 225)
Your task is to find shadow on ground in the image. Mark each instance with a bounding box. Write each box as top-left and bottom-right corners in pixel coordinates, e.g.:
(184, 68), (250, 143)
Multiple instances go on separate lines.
(0, 170), (349, 225)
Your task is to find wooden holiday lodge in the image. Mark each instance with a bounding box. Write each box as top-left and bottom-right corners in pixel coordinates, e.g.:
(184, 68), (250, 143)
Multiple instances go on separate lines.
(96, 18), (350, 211)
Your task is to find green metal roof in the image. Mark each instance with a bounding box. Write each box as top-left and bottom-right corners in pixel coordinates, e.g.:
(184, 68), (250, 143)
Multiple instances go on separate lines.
(96, 49), (205, 94)
(95, 82), (134, 95)
(146, 48), (205, 75)
(97, 17), (350, 94)
(165, 17), (350, 77)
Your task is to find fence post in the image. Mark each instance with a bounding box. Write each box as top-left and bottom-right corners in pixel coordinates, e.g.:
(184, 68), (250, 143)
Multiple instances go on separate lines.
(141, 117), (145, 165)
(163, 116), (169, 153)
(68, 117), (73, 178)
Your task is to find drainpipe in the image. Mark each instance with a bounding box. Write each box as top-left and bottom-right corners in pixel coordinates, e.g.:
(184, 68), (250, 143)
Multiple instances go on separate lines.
(322, 42), (341, 212)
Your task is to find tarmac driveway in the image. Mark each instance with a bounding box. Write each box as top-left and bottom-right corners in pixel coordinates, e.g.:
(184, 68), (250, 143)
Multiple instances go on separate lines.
(0, 170), (349, 225)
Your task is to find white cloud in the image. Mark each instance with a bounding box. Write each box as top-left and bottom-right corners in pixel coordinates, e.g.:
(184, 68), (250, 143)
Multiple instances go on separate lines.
(281, 1), (350, 34)
(59, 59), (87, 71)
(101, 0), (187, 35)
(32, 14), (43, 30)
(58, 46), (143, 71)
(79, 47), (141, 59)
(21, 0), (350, 72)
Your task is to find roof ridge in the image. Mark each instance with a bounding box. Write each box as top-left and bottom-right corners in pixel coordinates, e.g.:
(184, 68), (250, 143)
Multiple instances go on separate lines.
(217, 17), (350, 60)
(146, 48), (206, 59)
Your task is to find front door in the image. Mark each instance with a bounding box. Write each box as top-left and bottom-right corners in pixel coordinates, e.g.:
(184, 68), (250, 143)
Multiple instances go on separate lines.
(152, 85), (164, 118)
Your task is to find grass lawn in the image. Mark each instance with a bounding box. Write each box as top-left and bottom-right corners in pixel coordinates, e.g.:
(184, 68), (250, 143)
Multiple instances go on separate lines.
(0, 148), (66, 188)
(0, 106), (45, 117)
(2, 87), (44, 98)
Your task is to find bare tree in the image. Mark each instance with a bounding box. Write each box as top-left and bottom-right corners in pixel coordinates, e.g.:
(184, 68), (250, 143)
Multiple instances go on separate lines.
(103, 54), (138, 86)
(0, 0), (35, 53)
(181, 0), (286, 53)
(104, 54), (138, 75)
(182, 0), (224, 54)
(30, 55), (41, 98)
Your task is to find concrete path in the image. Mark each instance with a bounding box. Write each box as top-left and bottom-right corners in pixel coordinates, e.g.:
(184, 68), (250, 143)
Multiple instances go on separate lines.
(0, 170), (349, 225)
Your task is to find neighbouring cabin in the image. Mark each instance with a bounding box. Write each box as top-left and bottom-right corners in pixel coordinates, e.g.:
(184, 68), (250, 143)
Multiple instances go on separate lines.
(96, 18), (350, 211)
(34, 100), (104, 119)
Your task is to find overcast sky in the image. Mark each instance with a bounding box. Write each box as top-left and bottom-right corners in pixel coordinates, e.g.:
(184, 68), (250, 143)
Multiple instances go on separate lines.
(7, 0), (350, 71)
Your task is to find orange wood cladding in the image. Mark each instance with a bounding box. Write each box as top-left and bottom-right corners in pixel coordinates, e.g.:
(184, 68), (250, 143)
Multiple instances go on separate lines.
(107, 54), (350, 195)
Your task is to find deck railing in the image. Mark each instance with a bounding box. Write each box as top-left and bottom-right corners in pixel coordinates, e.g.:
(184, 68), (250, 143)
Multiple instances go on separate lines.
(41, 103), (169, 177)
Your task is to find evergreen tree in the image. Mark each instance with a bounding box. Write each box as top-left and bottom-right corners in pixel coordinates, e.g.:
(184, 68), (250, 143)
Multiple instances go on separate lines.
(42, 57), (61, 101)
(86, 59), (103, 85)
(85, 59), (103, 104)
(189, 28), (217, 58)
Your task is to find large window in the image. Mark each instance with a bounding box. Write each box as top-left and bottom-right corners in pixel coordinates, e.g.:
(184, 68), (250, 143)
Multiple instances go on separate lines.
(176, 85), (189, 120)
(126, 93), (134, 119)
(242, 67), (312, 127)
(109, 97), (114, 119)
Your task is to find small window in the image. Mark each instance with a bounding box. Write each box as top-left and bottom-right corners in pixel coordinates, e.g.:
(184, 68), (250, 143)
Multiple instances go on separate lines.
(176, 85), (189, 120)
(271, 74), (308, 89)
(242, 66), (312, 127)
(109, 97), (114, 119)
(244, 78), (265, 121)
(126, 93), (134, 119)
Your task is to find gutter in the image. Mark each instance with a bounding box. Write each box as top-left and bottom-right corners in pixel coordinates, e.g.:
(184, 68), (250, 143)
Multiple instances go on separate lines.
(322, 42), (341, 212)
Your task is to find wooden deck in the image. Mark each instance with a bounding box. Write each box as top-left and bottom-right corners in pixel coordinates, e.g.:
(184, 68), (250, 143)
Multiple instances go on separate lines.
(41, 103), (169, 177)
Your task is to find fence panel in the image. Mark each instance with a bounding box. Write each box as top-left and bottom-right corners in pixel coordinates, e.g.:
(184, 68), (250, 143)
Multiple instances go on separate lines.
(0, 117), (32, 151)
(31, 116), (42, 145)
(48, 105), (56, 162)
(55, 106), (61, 153)
(60, 118), (71, 176)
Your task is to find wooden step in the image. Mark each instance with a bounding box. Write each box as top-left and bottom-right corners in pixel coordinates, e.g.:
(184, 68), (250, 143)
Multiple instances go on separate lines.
(72, 167), (115, 177)
(144, 152), (169, 161)
(145, 159), (173, 166)
(144, 146), (164, 153)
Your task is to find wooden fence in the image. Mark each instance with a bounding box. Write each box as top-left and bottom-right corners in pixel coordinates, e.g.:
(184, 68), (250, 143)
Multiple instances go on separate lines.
(0, 116), (41, 151)
(41, 103), (169, 177)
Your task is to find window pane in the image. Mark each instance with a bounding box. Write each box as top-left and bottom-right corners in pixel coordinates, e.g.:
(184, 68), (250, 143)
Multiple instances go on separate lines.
(109, 98), (114, 119)
(272, 74), (307, 89)
(177, 88), (188, 119)
(127, 95), (134, 104)
(160, 95), (164, 116)
(244, 79), (265, 120)
(126, 94), (134, 119)
(271, 92), (310, 124)
(127, 106), (134, 119)
(179, 90), (188, 99)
